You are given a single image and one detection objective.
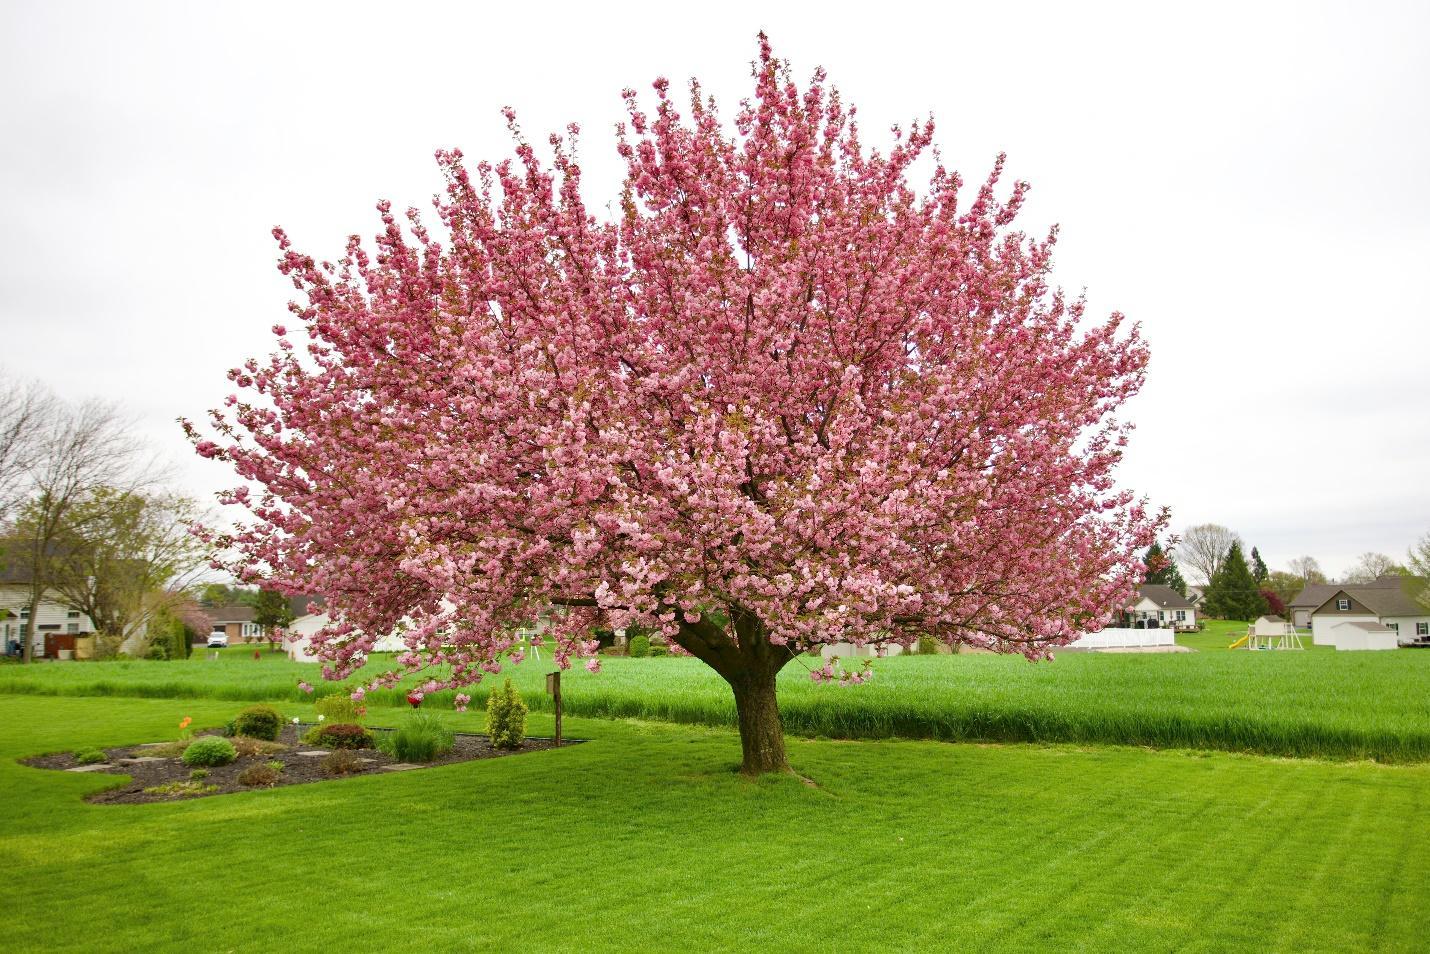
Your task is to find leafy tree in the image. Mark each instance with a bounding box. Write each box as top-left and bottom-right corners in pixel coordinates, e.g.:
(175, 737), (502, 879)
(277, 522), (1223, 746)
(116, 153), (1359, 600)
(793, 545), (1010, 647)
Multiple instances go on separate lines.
(1203, 543), (1268, 621)
(1409, 533), (1430, 610)
(36, 488), (210, 656)
(1142, 540), (1186, 596)
(1260, 588), (1287, 616)
(1249, 547), (1268, 583)
(251, 587), (296, 648)
(1264, 570), (1307, 608)
(189, 39), (1166, 774)
(198, 583), (256, 606)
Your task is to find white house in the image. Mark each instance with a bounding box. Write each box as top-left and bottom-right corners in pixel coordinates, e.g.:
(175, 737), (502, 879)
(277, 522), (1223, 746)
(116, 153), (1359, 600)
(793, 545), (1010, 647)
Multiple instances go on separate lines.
(1120, 584), (1197, 630)
(282, 595), (410, 662)
(0, 562), (96, 658)
(1308, 578), (1430, 650)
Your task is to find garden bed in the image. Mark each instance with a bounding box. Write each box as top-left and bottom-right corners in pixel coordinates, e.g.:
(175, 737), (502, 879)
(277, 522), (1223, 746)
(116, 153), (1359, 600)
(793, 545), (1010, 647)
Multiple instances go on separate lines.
(24, 723), (579, 804)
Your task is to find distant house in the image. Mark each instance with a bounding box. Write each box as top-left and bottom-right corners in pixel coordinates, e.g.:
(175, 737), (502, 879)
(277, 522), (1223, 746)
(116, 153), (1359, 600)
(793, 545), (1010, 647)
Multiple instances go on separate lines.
(0, 560), (96, 658)
(203, 604), (263, 643)
(1121, 584), (1197, 630)
(1186, 586), (1207, 609)
(1306, 576), (1430, 649)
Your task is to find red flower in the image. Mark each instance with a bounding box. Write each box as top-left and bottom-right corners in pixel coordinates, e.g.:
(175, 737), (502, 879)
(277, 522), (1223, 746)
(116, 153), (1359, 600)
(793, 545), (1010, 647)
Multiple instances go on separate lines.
(405, 691), (423, 708)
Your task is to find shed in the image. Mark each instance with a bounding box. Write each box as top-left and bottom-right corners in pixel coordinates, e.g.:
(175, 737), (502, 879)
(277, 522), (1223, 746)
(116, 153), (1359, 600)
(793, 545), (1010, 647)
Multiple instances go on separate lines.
(1331, 621), (1399, 651)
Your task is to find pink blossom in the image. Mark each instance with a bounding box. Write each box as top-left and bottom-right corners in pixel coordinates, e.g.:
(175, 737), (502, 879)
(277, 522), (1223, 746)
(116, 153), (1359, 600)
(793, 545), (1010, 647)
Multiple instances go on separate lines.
(298, 681), (313, 694)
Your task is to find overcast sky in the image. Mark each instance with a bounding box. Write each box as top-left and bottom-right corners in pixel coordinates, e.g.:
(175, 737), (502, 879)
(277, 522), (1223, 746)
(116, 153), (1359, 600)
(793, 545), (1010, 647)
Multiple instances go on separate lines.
(2, 0), (1427, 580)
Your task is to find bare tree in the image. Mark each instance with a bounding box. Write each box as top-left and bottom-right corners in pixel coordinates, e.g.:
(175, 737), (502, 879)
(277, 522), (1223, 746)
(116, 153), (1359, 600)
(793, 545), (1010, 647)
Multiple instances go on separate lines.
(0, 377), (57, 522)
(1178, 523), (1241, 586)
(1287, 555), (1326, 584)
(1340, 551), (1404, 584)
(11, 399), (150, 662)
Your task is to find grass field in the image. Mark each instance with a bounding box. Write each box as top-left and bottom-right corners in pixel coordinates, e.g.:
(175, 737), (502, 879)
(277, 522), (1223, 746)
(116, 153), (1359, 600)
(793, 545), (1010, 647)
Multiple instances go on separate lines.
(2, 695), (1428, 953)
(3, 635), (1429, 762)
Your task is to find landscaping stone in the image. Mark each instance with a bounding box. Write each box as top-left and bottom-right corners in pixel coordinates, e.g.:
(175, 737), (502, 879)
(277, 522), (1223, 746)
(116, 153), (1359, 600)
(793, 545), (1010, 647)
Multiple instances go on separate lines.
(297, 751), (329, 757)
(66, 763), (112, 772)
(382, 763), (421, 771)
(118, 756), (165, 764)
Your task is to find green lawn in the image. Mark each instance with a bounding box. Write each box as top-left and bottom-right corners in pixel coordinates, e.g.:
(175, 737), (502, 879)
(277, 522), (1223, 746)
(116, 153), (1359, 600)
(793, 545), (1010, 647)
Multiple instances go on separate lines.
(1, 695), (1427, 952)
(4, 641), (1429, 761)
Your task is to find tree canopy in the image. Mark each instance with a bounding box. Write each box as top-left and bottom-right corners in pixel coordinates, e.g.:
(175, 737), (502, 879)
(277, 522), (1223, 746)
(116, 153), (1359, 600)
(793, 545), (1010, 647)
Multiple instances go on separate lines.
(190, 38), (1164, 773)
(1203, 542), (1268, 621)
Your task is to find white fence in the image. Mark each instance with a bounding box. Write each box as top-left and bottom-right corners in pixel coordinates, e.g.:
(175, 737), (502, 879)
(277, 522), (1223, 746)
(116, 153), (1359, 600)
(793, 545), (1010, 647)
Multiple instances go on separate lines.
(1067, 627), (1176, 650)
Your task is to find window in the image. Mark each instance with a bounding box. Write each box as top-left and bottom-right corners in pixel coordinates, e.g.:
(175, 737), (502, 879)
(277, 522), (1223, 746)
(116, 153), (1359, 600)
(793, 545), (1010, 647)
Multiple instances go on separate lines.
(66, 610), (80, 619)
(18, 607), (29, 618)
(1336, 598), (1350, 611)
(1388, 622), (1400, 633)
(1417, 623), (1428, 637)
(1176, 610), (1187, 622)
(66, 623), (78, 634)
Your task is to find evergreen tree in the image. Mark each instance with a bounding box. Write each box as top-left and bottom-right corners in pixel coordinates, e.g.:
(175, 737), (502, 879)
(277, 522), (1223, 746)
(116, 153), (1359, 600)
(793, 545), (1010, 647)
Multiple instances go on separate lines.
(1203, 542), (1268, 621)
(251, 588), (295, 647)
(1250, 546), (1269, 583)
(1142, 540), (1187, 596)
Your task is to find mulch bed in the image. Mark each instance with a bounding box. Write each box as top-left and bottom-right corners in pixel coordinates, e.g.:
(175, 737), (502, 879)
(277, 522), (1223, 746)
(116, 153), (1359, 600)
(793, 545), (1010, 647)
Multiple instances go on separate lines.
(23, 723), (579, 804)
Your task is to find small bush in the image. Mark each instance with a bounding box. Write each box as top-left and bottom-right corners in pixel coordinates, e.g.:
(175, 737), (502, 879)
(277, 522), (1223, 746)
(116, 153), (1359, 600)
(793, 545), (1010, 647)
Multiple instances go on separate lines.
(143, 781), (218, 797)
(220, 719), (237, 737)
(313, 693), (363, 724)
(917, 635), (941, 655)
(485, 678), (528, 750)
(305, 723), (373, 750)
(599, 645), (628, 656)
(189, 768), (209, 781)
(266, 760), (284, 772)
(230, 736), (288, 758)
(648, 643), (669, 657)
(181, 736), (236, 767)
(234, 704), (283, 741)
(628, 634), (651, 658)
(74, 749), (107, 765)
(321, 749), (366, 776)
(384, 713), (455, 763)
(237, 763), (281, 787)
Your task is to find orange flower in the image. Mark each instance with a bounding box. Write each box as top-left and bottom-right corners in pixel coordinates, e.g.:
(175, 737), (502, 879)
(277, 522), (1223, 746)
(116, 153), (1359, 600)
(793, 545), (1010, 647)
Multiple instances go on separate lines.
(179, 717), (192, 729)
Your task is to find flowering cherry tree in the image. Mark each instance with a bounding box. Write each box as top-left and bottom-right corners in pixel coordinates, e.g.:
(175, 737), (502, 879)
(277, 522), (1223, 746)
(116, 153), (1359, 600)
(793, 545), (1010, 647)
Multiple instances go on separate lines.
(189, 38), (1164, 775)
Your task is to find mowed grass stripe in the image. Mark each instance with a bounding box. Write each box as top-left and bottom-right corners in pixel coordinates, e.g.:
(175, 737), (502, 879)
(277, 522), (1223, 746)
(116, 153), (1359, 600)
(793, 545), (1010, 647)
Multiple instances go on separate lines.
(4, 648), (1430, 761)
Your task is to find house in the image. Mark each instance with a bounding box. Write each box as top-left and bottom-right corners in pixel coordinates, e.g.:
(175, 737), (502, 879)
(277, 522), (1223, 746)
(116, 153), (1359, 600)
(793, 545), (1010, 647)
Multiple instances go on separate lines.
(1120, 584), (1197, 630)
(1307, 576), (1430, 650)
(1186, 586), (1207, 609)
(281, 596), (417, 661)
(202, 604), (263, 643)
(1286, 583), (1340, 628)
(0, 560), (96, 658)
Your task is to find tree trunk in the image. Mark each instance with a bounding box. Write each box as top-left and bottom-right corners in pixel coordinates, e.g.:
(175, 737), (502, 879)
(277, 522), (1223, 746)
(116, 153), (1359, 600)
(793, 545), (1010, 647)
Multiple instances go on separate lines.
(729, 666), (790, 776)
(22, 590), (40, 664)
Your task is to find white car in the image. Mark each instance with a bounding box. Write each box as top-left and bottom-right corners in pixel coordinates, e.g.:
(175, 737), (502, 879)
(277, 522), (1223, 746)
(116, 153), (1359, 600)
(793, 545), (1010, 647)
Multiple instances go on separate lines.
(206, 631), (229, 648)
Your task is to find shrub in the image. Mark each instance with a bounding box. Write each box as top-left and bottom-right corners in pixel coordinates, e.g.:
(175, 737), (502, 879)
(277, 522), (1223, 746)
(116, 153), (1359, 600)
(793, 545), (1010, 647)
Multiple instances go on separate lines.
(181, 736), (236, 767)
(628, 634), (651, 658)
(384, 713), (454, 763)
(266, 760), (284, 772)
(306, 723), (373, 750)
(189, 768), (209, 781)
(321, 749), (366, 776)
(600, 645), (628, 656)
(234, 704), (283, 741)
(230, 736), (288, 758)
(74, 749), (107, 765)
(237, 763), (280, 787)
(649, 643), (669, 657)
(485, 678), (528, 750)
(313, 693), (363, 724)
(917, 635), (941, 655)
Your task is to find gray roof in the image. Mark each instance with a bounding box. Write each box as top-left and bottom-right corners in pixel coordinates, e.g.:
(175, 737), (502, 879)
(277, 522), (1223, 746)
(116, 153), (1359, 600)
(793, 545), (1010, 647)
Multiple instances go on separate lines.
(1134, 584), (1195, 609)
(1310, 577), (1428, 619)
(1288, 583), (1339, 609)
(204, 604), (255, 624)
(1332, 620), (1394, 633)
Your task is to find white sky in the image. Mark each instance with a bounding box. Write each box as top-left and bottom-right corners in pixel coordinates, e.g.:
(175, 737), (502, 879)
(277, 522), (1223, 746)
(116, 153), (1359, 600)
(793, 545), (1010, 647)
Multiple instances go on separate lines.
(2, 0), (1427, 579)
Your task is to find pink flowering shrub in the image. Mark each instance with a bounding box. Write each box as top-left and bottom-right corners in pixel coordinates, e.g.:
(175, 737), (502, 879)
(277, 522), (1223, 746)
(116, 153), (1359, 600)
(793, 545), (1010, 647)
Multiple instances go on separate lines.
(189, 37), (1164, 774)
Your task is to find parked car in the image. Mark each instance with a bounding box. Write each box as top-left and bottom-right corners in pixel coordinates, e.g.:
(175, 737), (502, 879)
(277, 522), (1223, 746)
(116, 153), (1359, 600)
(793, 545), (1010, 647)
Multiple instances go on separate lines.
(206, 631), (229, 648)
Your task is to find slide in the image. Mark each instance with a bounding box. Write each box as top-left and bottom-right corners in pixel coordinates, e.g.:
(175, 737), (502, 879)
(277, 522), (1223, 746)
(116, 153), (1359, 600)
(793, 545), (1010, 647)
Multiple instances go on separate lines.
(1227, 635), (1249, 650)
